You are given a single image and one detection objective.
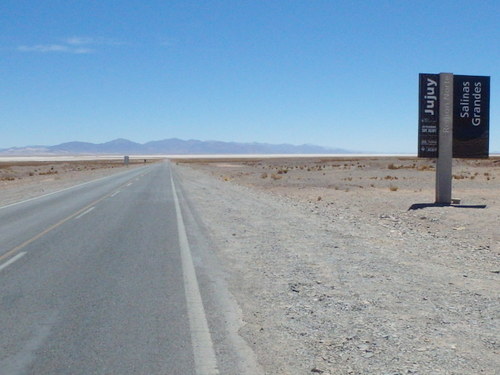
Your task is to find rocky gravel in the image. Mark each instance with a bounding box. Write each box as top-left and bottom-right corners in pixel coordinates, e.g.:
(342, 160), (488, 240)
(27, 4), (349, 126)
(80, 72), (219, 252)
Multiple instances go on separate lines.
(174, 157), (499, 375)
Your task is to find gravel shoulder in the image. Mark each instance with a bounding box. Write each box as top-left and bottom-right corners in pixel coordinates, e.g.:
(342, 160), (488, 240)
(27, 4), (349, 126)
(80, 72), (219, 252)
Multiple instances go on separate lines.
(173, 157), (499, 375)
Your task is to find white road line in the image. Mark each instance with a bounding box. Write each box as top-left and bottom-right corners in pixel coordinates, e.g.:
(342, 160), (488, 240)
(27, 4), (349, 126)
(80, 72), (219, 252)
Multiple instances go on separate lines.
(0, 166), (150, 211)
(74, 207), (95, 220)
(170, 174), (219, 375)
(0, 252), (26, 272)
(110, 190), (121, 197)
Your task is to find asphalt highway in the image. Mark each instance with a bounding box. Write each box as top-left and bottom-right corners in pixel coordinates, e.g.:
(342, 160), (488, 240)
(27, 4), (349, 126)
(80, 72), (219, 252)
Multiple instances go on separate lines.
(0, 162), (226, 375)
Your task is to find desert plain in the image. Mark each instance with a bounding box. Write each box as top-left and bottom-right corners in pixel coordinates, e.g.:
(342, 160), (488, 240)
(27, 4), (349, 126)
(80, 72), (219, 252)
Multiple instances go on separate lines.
(1, 156), (499, 374)
(174, 156), (499, 375)
(0, 158), (158, 207)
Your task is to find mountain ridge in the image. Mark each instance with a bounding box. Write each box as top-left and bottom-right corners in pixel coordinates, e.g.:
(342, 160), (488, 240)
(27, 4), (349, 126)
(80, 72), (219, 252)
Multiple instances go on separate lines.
(0, 138), (355, 155)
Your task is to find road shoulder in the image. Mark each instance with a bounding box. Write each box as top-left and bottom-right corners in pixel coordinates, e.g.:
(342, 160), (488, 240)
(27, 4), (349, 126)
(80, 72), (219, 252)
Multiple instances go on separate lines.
(174, 161), (499, 375)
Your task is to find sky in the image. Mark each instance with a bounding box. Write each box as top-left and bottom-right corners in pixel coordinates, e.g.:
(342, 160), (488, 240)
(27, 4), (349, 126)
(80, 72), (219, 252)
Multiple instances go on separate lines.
(1, 0), (499, 153)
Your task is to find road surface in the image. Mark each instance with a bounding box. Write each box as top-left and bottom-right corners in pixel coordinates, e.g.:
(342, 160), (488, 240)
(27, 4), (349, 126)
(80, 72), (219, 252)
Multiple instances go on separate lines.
(0, 162), (252, 375)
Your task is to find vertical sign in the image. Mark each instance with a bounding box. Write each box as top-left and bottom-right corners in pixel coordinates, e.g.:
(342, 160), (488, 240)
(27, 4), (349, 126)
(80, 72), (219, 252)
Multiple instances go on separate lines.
(453, 75), (490, 158)
(418, 74), (440, 157)
(418, 72), (491, 205)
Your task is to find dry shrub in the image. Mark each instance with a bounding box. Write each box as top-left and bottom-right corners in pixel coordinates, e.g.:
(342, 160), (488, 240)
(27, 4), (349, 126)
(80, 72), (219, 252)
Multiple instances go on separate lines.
(388, 163), (417, 170)
(39, 170), (58, 175)
(261, 172), (268, 179)
(271, 174), (282, 180)
(417, 165), (434, 171)
(389, 185), (398, 191)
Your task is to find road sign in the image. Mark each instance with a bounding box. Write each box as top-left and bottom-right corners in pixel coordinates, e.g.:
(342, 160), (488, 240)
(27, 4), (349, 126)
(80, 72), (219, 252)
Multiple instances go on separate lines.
(418, 73), (490, 159)
(418, 73), (440, 158)
(418, 72), (491, 204)
(453, 75), (490, 158)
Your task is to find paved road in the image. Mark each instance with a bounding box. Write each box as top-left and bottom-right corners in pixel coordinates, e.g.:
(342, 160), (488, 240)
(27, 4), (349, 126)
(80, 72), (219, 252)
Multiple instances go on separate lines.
(0, 162), (229, 375)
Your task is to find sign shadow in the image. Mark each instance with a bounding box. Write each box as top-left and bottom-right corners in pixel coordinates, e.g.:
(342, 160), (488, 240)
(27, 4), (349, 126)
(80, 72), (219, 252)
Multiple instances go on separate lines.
(408, 203), (487, 210)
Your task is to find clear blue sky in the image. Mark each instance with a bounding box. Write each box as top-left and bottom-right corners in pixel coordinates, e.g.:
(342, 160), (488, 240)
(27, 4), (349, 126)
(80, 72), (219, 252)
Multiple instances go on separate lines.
(1, 0), (499, 152)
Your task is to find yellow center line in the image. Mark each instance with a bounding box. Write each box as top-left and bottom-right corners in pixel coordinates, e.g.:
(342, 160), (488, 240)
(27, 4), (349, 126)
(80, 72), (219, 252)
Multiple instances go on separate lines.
(0, 176), (138, 264)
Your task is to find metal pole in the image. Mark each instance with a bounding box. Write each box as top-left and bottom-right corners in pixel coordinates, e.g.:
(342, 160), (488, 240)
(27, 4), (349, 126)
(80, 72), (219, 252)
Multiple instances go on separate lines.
(435, 73), (453, 204)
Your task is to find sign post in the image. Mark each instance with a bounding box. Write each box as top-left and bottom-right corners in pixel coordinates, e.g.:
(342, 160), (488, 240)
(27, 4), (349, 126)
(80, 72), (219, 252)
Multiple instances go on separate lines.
(418, 72), (490, 204)
(435, 73), (454, 204)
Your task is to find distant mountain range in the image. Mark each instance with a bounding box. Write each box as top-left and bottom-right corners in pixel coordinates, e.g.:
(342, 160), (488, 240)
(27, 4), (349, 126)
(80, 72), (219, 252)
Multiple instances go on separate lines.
(0, 138), (354, 155)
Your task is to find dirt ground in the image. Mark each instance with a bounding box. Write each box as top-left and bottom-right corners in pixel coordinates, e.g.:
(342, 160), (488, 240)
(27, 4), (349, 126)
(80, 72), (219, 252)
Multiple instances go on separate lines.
(175, 156), (500, 246)
(173, 156), (499, 375)
(0, 158), (157, 207)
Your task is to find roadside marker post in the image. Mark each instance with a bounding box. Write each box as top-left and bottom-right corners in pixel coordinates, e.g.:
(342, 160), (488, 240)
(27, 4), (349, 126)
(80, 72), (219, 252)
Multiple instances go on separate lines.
(435, 73), (453, 204)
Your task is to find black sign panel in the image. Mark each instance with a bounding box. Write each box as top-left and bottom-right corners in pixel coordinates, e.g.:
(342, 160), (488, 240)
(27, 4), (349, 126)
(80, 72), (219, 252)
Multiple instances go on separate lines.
(418, 73), (440, 157)
(453, 75), (490, 158)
